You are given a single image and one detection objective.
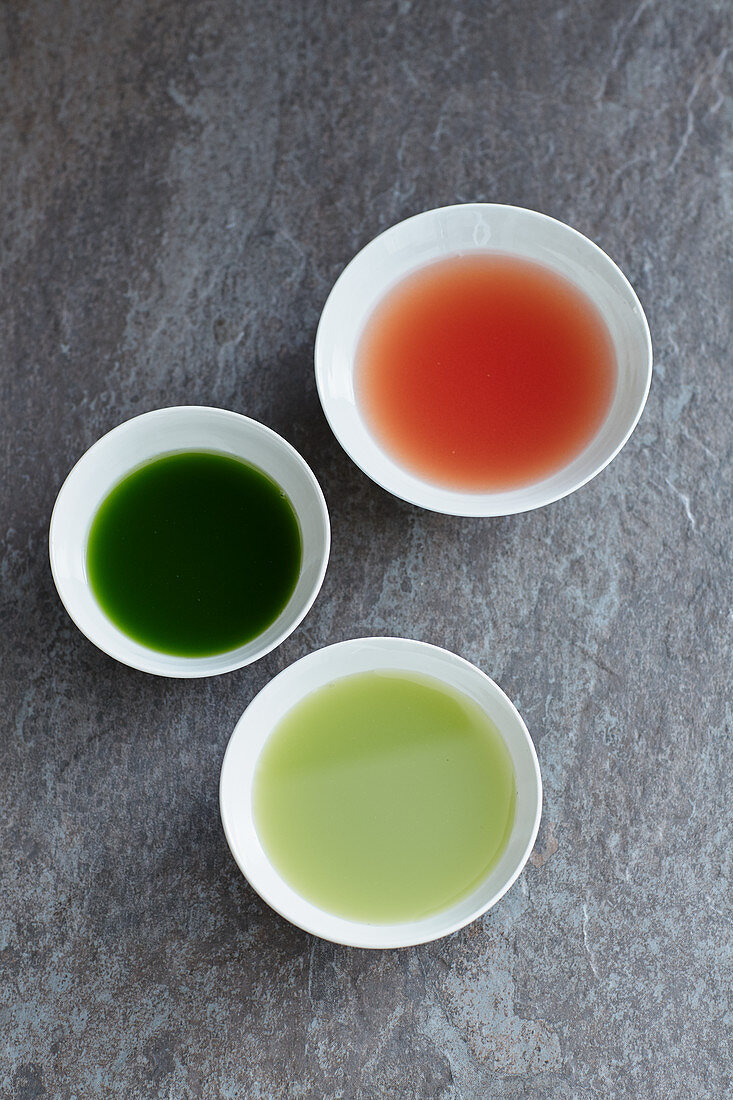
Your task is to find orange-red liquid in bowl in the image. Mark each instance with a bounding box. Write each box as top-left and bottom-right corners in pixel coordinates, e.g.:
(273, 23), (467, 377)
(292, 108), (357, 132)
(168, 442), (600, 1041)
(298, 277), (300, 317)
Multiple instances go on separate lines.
(355, 254), (617, 492)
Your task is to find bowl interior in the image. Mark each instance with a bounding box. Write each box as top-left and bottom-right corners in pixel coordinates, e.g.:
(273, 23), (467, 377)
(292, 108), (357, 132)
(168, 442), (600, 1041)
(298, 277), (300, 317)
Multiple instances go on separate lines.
(220, 637), (542, 948)
(50, 407), (330, 677)
(315, 203), (652, 516)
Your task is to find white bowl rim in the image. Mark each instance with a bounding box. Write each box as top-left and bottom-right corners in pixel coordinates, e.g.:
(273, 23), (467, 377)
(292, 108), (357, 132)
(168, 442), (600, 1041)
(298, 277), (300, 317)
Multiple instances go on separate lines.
(219, 636), (543, 948)
(49, 405), (331, 677)
(315, 202), (653, 517)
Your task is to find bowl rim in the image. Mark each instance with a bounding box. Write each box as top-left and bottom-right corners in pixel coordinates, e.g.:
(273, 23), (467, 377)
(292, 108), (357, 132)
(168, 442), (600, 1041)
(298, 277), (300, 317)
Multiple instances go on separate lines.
(219, 636), (543, 948)
(315, 202), (653, 517)
(48, 405), (331, 677)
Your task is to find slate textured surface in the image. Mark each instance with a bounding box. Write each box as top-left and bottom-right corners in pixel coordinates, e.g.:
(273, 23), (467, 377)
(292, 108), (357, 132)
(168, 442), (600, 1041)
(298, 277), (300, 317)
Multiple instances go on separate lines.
(1, 1), (731, 1097)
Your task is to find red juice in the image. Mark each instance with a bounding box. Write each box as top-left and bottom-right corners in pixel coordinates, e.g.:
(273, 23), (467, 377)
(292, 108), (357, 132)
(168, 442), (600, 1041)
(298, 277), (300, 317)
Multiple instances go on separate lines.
(355, 253), (617, 491)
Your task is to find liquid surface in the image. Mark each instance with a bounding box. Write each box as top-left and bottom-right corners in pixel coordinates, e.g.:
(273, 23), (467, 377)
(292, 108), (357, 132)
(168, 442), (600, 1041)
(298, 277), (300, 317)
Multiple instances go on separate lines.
(87, 451), (301, 657)
(253, 671), (516, 924)
(356, 253), (617, 491)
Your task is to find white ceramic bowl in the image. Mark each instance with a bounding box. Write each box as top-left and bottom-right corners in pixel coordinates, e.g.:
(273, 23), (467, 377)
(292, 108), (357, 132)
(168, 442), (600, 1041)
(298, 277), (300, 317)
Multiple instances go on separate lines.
(220, 637), (542, 948)
(315, 203), (652, 516)
(49, 406), (330, 677)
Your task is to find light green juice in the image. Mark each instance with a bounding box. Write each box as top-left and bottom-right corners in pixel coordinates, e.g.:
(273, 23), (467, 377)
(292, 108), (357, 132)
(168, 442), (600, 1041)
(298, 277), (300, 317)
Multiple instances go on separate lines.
(253, 671), (516, 923)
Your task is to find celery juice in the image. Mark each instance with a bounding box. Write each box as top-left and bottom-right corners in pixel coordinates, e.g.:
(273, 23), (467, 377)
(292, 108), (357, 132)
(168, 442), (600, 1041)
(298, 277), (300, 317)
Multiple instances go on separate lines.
(253, 671), (516, 923)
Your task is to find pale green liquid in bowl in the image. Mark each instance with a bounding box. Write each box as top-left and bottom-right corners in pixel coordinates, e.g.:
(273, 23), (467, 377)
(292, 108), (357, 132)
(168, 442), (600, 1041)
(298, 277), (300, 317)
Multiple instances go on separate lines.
(253, 671), (516, 924)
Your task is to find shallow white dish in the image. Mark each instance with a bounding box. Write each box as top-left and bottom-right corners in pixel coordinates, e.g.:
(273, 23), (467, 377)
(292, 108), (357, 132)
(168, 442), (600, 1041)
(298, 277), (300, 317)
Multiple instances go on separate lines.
(315, 203), (652, 517)
(220, 637), (542, 948)
(49, 406), (330, 677)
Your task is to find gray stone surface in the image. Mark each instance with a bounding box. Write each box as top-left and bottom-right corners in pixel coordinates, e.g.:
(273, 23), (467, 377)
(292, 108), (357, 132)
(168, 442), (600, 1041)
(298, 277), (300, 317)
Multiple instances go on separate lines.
(1, 0), (731, 1096)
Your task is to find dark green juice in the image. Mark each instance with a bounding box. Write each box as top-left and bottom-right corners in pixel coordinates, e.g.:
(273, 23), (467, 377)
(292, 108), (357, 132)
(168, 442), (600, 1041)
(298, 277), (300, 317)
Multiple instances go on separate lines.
(253, 671), (516, 923)
(86, 451), (302, 657)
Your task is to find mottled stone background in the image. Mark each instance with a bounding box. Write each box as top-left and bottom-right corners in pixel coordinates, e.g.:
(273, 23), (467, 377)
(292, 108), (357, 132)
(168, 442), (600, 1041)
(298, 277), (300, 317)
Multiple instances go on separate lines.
(1, 0), (731, 1097)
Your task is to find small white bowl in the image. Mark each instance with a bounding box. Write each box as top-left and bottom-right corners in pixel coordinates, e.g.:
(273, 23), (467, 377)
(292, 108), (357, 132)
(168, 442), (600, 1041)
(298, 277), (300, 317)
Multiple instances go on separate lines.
(315, 203), (652, 516)
(220, 637), (542, 948)
(49, 406), (331, 677)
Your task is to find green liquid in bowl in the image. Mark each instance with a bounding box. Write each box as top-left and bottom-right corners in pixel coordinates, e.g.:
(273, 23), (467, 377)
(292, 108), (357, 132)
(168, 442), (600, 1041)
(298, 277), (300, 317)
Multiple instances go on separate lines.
(86, 451), (302, 657)
(253, 671), (516, 924)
